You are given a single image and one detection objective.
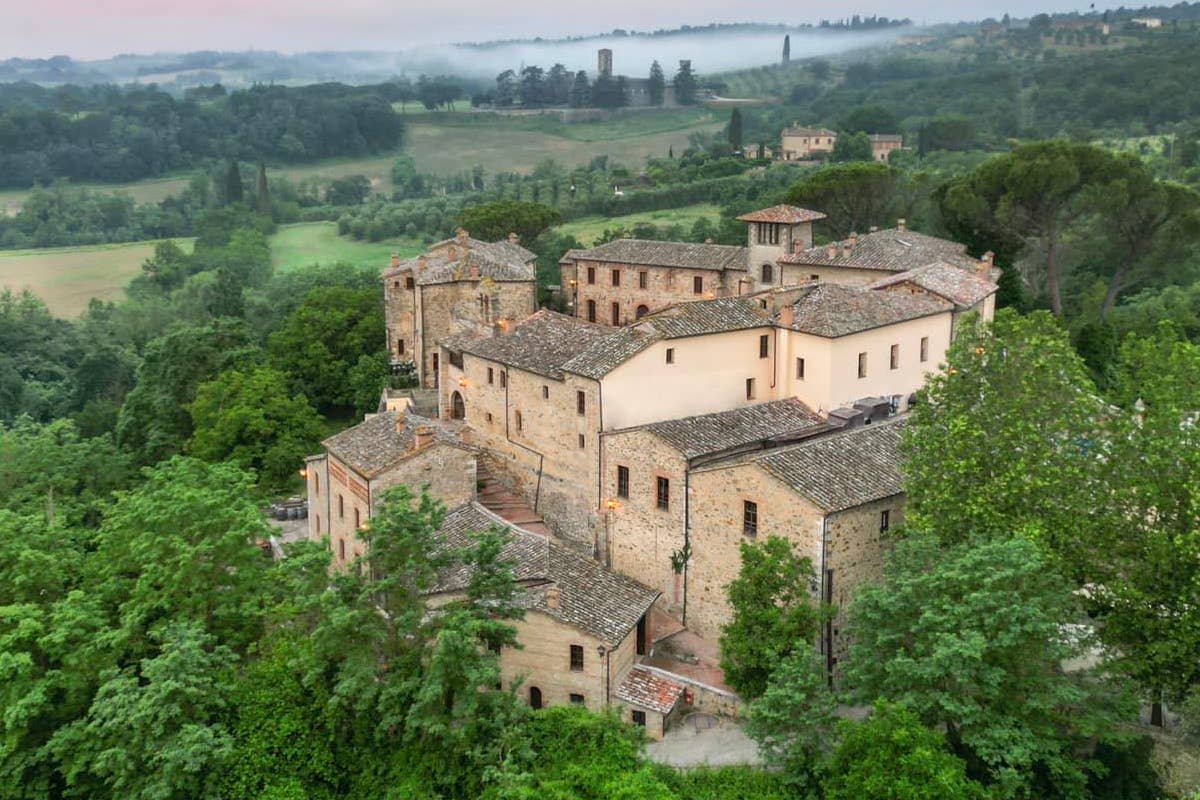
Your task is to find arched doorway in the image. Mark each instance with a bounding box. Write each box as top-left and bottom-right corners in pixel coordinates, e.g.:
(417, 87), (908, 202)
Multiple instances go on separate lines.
(450, 391), (465, 420)
(635, 305), (650, 319)
(529, 686), (543, 709)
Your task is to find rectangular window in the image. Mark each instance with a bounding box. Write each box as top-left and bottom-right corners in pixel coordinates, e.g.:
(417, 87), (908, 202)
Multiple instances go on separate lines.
(314, 472), (319, 495)
(338, 494), (344, 519)
(578, 434), (586, 449)
(796, 357), (805, 380)
(449, 350), (463, 369)
(587, 299), (596, 323)
(756, 222), (780, 245)
(617, 465), (630, 499)
(397, 339), (405, 356)
(405, 276), (414, 290)
(612, 302), (620, 326)
(542, 385), (549, 399)
(920, 336), (929, 363)
(890, 344), (899, 370)
(880, 509), (891, 533)
(570, 644), (584, 671)
(639, 271), (648, 289)
(612, 268), (620, 287)
(759, 334), (769, 358)
(587, 267), (596, 285)
(570, 693), (585, 705)
(665, 347), (674, 364)
(354, 508), (360, 529)
(315, 514), (321, 533)
(486, 412), (493, 423)
(743, 500), (758, 537)
(810, 274), (820, 281)
(858, 352), (867, 379)
(499, 371), (507, 388)
(656, 476), (670, 511)
(632, 710), (646, 727)
(515, 410), (522, 432)
(487, 367), (494, 384)
(576, 390), (585, 415)
(746, 377), (756, 400)
(693, 276), (703, 295)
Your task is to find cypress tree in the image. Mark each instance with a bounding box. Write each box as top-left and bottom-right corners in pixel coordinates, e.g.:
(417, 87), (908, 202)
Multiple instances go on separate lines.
(255, 162), (271, 216)
(668, 145), (674, 159)
(782, 34), (791, 65)
(225, 160), (244, 205)
(728, 108), (743, 151)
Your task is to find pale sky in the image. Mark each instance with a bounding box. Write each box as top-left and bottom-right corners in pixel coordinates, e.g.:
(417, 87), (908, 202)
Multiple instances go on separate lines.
(2, 0), (1098, 60)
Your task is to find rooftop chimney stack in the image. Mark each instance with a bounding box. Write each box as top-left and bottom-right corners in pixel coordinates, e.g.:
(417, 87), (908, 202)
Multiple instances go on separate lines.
(390, 252), (400, 268)
(826, 243), (837, 259)
(778, 303), (795, 328)
(897, 218), (907, 232)
(456, 227), (469, 243)
(546, 585), (561, 609)
(394, 415), (406, 434)
(447, 244), (457, 260)
(507, 232), (519, 245)
(978, 251), (996, 276)
(842, 240), (853, 257)
(417, 255), (427, 272)
(413, 424), (435, 449)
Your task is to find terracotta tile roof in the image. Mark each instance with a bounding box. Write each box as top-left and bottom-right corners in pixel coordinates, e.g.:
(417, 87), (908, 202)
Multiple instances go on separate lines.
(430, 503), (660, 645)
(564, 239), (748, 272)
(443, 310), (611, 379)
(783, 126), (837, 137)
(616, 666), (686, 714)
(703, 418), (907, 512)
(383, 237), (536, 285)
(779, 228), (974, 273)
(869, 133), (904, 143)
(736, 204), (827, 224)
(868, 261), (998, 309)
(563, 297), (772, 379)
(782, 283), (952, 338)
(638, 398), (827, 460)
(322, 411), (461, 478)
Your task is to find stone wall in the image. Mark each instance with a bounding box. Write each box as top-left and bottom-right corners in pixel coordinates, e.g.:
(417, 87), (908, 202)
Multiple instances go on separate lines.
(561, 258), (746, 327)
(601, 428), (689, 618)
(370, 441), (477, 514)
(686, 462), (825, 639)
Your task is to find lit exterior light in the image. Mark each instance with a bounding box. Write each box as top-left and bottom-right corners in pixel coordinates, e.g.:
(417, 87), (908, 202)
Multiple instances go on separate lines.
(975, 347), (986, 356)
(298, 467), (307, 478)
(605, 498), (619, 511)
(457, 376), (468, 387)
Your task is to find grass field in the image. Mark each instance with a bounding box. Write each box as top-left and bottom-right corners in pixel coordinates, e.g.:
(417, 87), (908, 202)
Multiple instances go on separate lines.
(0, 239), (195, 317)
(557, 204), (724, 246)
(270, 222), (424, 272)
(0, 222), (424, 318)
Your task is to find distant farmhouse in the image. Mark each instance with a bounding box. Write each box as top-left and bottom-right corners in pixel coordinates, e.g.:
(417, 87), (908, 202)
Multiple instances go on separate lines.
(778, 125), (837, 160)
(304, 204), (1000, 737)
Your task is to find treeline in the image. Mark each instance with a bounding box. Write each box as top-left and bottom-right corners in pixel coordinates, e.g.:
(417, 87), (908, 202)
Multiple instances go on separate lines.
(0, 81), (405, 188)
(474, 60), (700, 109)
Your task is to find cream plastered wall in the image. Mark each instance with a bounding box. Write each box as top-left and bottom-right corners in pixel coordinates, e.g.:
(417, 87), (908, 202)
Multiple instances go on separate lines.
(824, 312), (952, 411)
(600, 329), (780, 430)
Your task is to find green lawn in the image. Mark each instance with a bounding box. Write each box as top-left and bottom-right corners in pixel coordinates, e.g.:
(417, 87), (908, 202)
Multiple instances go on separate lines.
(556, 204), (724, 246)
(0, 238), (195, 317)
(270, 222), (424, 273)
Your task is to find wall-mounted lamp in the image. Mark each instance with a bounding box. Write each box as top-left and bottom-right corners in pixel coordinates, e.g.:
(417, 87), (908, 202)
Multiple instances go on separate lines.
(298, 467), (308, 478)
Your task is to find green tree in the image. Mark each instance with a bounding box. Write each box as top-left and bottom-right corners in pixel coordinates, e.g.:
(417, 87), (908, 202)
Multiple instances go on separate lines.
(569, 70), (591, 108)
(782, 35), (791, 65)
(831, 131), (873, 162)
(647, 61), (665, 106)
(839, 105), (899, 134)
(266, 286), (383, 412)
(673, 60), (699, 105)
(843, 532), (1133, 798)
(727, 108), (743, 152)
(1092, 326), (1200, 725)
(225, 160), (244, 205)
(786, 162), (902, 239)
(825, 702), (985, 800)
(456, 200), (562, 244)
(255, 162), (271, 217)
(187, 366), (324, 491)
(718, 536), (818, 699)
(744, 652), (836, 790)
(902, 310), (1103, 569)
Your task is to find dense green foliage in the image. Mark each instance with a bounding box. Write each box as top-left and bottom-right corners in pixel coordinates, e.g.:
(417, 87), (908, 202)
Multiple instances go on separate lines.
(457, 199), (563, 243)
(0, 81), (404, 188)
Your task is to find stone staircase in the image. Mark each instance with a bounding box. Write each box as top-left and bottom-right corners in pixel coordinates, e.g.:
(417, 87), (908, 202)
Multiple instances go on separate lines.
(407, 388), (439, 418)
(477, 463), (552, 537)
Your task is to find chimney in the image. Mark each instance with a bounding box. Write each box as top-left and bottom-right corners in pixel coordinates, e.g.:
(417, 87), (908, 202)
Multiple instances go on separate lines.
(978, 251), (995, 276)
(778, 303), (794, 327)
(842, 240), (853, 258)
(417, 255), (427, 272)
(447, 244), (457, 260)
(507, 232), (519, 245)
(896, 218), (907, 232)
(413, 424), (435, 449)
(826, 242), (837, 259)
(849, 231), (858, 244)
(390, 252), (400, 268)
(394, 414), (406, 434)
(869, 226), (878, 233)
(545, 585), (561, 609)
(456, 227), (469, 243)
(469, 263), (480, 279)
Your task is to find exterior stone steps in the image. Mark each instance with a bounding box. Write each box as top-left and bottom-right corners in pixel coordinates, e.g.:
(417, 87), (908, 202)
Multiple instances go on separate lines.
(475, 465), (551, 538)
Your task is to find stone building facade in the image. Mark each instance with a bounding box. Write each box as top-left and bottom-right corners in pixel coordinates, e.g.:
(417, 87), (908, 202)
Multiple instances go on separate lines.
(304, 410), (476, 567)
(383, 229), (538, 388)
(869, 133), (903, 162)
(779, 125), (837, 160)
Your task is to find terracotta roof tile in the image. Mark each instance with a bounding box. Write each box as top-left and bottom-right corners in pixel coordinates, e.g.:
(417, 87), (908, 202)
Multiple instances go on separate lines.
(565, 239), (748, 272)
(615, 667), (686, 714)
(779, 228), (974, 273)
(383, 237), (536, 285)
(322, 411), (461, 478)
(443, 310), (610, 379)
(638, 398), (827, 460)
(736, 204), (827, 224)
(868, 261), (998, 309)
(782, 283), (952, 338)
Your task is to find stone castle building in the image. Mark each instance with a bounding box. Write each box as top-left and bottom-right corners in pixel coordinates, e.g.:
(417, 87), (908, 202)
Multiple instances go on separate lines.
(304, 202), (999, 734)
(383, 228), (538, 388)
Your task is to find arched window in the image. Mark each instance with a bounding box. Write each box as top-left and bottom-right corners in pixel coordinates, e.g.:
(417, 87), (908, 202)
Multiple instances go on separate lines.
(761, 263), (774, 283)
(450, 391), (466, 420)
(635, 305), (650, 319)
(529, 686), (543, 709)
